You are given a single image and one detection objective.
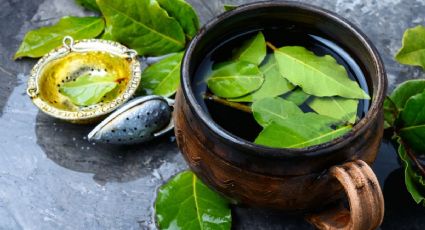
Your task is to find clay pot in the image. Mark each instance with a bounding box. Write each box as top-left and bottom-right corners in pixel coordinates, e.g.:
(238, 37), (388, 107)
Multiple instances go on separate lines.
(175, 1), (387, 229)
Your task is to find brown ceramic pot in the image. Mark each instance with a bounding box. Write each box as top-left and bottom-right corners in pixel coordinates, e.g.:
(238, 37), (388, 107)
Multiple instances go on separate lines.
(175, 1), (387, 229)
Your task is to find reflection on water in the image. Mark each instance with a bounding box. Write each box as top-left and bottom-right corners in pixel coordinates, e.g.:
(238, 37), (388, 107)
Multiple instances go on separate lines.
(35, 111), (180, 184)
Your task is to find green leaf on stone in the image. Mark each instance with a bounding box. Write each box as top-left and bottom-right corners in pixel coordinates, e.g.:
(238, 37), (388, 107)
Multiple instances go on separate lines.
(384, 79), (425, 127)
(97, 0), (186, 56)
(273, 46), (370, 99)
(282, 87), (311, 106)
(14, 16), (105, 59)
(139, 52), (183, 97)
(59, 74), (118, 106)
(252, 97), (303, 127)
(388, 79), (425, 110)
(233, 32), (266, 65)
(75, 0), (100, 12)
(399, 91), (425, 152)
(157, 0), (200, 39)
(308, 97), (358, 124)
(207, 61), (264, 98)
(230, 55), (294, 102)
(155, 171), (231, 230)
(397, 142), (425, 206)
(395, 26), (425, 69)
(255, 113), (350, 148)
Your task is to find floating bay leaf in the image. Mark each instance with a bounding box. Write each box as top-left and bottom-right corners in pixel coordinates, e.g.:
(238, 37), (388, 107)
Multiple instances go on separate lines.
(75, 0), (100, 12)
(14, 16), (104, 59)
(230, 55), (294, 102)
(207, 61), (264, 98)
(252, 97), (302, 127)
(233, 32), (266, 66)
(395, 26), (425, 69)
(224, 4), (237, 11)
(97, 0), (186, 56)
(59, 74), (118, 106)
(397, 142), (425, 206)
(273, 46), (370, 99)
(399, 91), (425, 152)
(155, 171), (231, 230)
(157, 0), (199, 39)
(308, 97), (358, 124)
(282, 87), (310, 106)
(255, 113), (350, 148)
(139, 52), (183, 97)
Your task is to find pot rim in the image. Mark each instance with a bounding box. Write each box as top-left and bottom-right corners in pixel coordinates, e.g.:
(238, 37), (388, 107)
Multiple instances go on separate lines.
(181, 0), (387, 159)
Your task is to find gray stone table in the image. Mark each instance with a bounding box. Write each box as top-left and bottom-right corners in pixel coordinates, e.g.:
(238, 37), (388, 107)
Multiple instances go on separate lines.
(1, 0), (425, 229)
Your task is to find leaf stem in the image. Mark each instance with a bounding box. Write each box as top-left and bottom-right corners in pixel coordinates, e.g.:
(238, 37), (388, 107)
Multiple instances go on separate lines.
(203, 93), (252, 113)
(266, 41), (278, 51)
(400, 138), (425, 178)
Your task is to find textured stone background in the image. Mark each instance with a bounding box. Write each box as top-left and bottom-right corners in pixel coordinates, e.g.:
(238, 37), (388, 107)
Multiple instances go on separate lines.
(1, 0), (425, 229)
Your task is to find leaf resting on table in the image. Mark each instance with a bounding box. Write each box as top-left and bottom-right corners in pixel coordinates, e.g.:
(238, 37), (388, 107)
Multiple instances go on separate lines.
(395, 25), (425, 69)
(139, 52), (184, 97)
(97, 0), (186, 56)
(155, 171), (231, 230)
(14, 16), (104, 59)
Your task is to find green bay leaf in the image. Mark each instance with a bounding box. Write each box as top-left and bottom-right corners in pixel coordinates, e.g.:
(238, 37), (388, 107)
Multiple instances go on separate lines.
(274, 46), (370, 99)
(207, 61), (264, 98)
(139, 52), (183, 97)
(59, 74), (118, 106)
(389, 79), (425, 110)
(155, 171), (231, 230)
(399, 91), (425, 152)
(97, 0), (186, 56)
(75, 0), (100, 12)
(233, 32), (266, 65)
(252, 97), (303, 127)
(224, 4), (237, 11)
(397, 142), (425, 206)
(384, 97), (399, 128)
(254, 113), (350, 148)
(308, 96), (358, 124)
(282, 87), (310, 106)
(157, 0), (199, 39)
(384, 79), (425, 127)
(230, 55), (294, 102)
(14, 16), (104, 59)
(395, 26), (425, 69)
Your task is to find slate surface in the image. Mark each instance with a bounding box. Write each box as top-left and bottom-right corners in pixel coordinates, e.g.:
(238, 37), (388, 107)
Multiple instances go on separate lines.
(1, 0), (425, 229)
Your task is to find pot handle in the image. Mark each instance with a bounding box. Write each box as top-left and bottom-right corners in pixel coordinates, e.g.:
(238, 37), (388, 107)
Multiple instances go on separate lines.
(306, 160), (384, 230)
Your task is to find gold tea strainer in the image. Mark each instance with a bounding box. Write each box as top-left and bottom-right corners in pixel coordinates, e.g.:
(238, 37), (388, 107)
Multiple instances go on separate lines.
(27, 36), (141, 124)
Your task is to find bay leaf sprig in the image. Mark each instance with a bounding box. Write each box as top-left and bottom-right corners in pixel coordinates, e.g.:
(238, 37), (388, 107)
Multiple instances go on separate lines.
(155, 171), (232, 230)
(383, 25), (425, 207)
(15, 0), (200, 59)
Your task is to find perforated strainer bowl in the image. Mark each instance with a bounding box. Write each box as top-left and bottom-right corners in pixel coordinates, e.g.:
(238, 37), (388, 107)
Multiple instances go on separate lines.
(27, 36), (141, 124)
